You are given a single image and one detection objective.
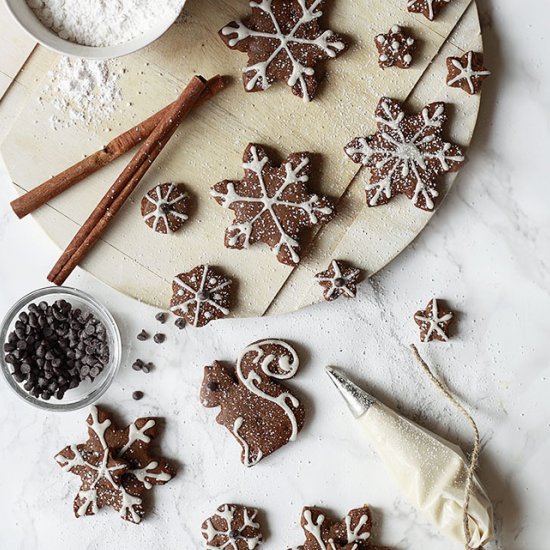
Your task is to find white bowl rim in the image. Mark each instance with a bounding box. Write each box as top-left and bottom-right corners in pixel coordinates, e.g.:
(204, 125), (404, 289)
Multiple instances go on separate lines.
(3, 0), (187, 60)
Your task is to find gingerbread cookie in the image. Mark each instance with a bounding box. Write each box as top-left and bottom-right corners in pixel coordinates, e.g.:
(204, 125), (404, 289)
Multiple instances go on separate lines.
(375, 26), (415, 69)
(170, 265), (233, 328)
(315, 260), (362, 301)
(212, 144), (336, 266)
(407, 0), (450, 21)
(288, 505), (392, 550)
(414, 298), (454, 342)
(201, 339), (305, 467)
(55, 406), (174, 523)
(202, 504), (263, 549)
(219, 0), (347, 102)
(446, 51), (491, 95)
(345, 98), (466, 211)
(141, 182), (191, 233)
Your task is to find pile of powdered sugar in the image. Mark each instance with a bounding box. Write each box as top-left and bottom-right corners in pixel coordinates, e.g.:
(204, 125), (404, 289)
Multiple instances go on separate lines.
(39, 57), (124, 130)
(26, 0), (185, 47)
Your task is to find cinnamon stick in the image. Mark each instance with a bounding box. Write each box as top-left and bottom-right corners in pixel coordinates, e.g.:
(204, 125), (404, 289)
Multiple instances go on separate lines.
(11, 76), (225, 219)
(48, 75), (219, 286)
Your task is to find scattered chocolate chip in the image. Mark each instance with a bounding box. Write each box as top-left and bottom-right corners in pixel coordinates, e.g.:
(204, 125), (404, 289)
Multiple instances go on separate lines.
(141, 362), (154, 374)
(131, 359), (144, 371)
(207, 381), (219, 392)
(153, 333), (166, 344)
(137, 329), (149, 341)
(3, 299), (110, 401)
(155, 312), (167, 324)
(132, 390), (144, 400)
(174, 317), (186, 330)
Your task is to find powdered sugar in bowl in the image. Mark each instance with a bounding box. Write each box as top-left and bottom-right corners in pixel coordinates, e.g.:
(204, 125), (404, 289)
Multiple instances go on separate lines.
(4, 0), (187, 59)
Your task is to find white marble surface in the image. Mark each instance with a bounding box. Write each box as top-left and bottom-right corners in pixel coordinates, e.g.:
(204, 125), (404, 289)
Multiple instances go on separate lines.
(1, 0), (549, 548)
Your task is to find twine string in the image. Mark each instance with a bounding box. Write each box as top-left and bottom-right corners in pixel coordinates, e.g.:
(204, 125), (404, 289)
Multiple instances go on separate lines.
(409, 344), (483, 550)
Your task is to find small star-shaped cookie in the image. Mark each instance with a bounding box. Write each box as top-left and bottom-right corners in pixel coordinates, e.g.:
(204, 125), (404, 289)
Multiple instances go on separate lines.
(414, 298), (454, 342)
(315, 260), (362, 301)
(141, 182), (191, 234)
(446, 51), (491, 95)
(288, 505), (392, 550)
(345, 98), (466, 211)
(375, 26), (416, 69)
(219, 0), (347, 101)
(407, 0), (450, 21)
(201, 504), (263, 549)
(170, 265), (233, 327)
(212, 144), (336, 266)
(55, 406), (174, 523)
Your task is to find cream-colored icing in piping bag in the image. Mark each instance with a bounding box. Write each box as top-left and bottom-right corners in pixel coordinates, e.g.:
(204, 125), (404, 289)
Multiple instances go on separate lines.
(326, 366), (494, 548)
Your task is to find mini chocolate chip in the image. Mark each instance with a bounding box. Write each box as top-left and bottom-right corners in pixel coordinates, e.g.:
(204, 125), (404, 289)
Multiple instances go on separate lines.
(137, 330), (149, 341)
(153, 333), (166, 344)
(84, 324), (96, 336)
(89, 366), (100, 378)
(207, 381), (220, 392)
(132, 390), (144, 400)
(141, 363), (153, 374)
(175, 317), (186, 330)
(20, 363), (31, 375)
(197, 290), (210, 301)
(229, 530), (240, 539)
(132, 361), (143, 371)
(334, 277), (346, 288)
(155, 312), (167, 324)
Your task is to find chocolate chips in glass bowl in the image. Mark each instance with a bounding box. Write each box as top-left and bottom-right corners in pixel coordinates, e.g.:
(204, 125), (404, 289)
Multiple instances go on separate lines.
(3, 299), (110, 401)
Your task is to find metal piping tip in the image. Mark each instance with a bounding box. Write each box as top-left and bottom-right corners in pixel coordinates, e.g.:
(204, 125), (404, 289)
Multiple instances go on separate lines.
(325, 366), (377, 418)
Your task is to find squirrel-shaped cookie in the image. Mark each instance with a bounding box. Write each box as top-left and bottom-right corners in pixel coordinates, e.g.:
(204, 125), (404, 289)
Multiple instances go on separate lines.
(200, 339), (305, 467)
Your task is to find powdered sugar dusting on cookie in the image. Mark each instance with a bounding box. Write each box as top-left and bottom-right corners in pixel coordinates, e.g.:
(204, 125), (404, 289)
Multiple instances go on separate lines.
(219, 0), (346, 102)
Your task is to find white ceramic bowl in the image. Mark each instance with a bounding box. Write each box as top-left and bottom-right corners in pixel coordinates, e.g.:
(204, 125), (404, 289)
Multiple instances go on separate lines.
(3, 0), (187, 60)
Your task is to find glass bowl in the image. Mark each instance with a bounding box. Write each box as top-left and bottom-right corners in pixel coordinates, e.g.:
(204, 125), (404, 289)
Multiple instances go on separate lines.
(0, 287), (121, 411)
(4, 0), (187, 60)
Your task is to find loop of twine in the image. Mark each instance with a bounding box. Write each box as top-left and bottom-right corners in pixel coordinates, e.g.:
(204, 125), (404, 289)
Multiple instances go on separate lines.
(409, 344), (483, 550)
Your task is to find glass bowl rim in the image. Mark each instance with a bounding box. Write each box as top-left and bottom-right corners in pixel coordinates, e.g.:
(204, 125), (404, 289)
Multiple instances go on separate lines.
(0, 286), (121, 412)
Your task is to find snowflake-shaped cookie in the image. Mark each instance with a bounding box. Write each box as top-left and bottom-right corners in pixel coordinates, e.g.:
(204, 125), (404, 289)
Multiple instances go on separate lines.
(170, 265), (233, 327)
(446, 51), (491, 95)
(141, 182), (191, 234)
(345, 98), (465, 211)
(407, 0), (450, 21)
(55, 406), (174, 523)
(202, 504), (263, 549)
(375, 26), (415, 69)
(219, 0), (347, 102)
(414, 298), (454, 342)
(212, 144), (335, 266)
(315, 260), (362, 301)
(288, 505), (393, 550)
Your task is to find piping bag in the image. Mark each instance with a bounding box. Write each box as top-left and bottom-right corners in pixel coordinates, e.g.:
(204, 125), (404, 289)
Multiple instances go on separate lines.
(326, 366), (494, 548)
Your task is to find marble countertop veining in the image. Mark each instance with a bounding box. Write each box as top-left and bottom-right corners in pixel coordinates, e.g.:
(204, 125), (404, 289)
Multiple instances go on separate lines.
(0, 0), (549, 548)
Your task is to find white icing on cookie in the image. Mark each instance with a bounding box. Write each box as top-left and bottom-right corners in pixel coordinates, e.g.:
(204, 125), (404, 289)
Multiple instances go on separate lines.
(142, 183), (189, 233)
(202, 504), (262, 549)
(447, 51), (491, 94)
(221, 0), (345, 102)
(55, 406), (170, 524)
(235, 339), (301, 441)
(212, 145), (334, 264)
(232, 417), (264, 467)
(414, 298), (453, 341)
(408, 0), (450, 21)
(315, 260), (360, 299)
(345, 99), (465, 210)
(170, 265), (231, 327)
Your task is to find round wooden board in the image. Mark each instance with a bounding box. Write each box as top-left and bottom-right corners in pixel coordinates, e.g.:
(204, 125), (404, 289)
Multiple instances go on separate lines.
(1, 0), (483, 318)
